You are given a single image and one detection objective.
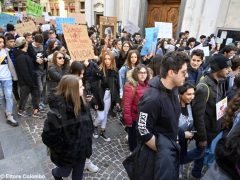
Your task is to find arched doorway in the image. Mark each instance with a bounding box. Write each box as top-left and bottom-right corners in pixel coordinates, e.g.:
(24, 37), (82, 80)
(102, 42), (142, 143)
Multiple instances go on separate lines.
(147, 0), (181, 38)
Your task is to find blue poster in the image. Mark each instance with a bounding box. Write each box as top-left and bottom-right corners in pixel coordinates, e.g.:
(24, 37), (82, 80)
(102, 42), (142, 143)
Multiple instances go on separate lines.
(0, 13), (19, 28)
(56, 17), (76, 34)
(141, 27), (159, 56)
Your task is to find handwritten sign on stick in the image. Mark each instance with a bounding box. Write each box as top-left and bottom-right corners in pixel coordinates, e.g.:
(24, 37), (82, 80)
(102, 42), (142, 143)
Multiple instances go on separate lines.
(62, 24), (95, 61)
(16, 21), (38, 36)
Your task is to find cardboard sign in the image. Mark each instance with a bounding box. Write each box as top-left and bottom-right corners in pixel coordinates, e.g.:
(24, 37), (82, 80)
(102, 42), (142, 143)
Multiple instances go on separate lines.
(124, 21), (140, 35)
(99, 16), (117, 38)
(68, 13), (86, 24)
(62, 24), (95, 61)
(216, 97), (227, 120)
(16, 21), (38, 36)
(141, 27), (159, 56)
(26, 0), (44, 18)
(35, 17), (45, 24)
(155, 22), (173, 39)
(0, 13), (19, 27)
(56, 17), (75, 34)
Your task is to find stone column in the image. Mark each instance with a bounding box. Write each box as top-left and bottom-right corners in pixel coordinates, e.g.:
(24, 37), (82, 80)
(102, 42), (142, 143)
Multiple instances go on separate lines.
(104, 0), (116, 16)
(85, 0), (93, 26)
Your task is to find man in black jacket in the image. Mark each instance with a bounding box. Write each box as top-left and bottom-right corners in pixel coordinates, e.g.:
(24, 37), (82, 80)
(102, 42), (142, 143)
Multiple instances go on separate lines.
(191, 54), (232, 179)
(137, 51), (189, 179)
(15, 37), (41, 118)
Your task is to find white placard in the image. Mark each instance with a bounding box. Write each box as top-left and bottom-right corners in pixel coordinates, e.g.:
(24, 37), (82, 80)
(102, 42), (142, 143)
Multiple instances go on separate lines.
(41, 24), (51, 32)
(124, 21), (140, 35)
(202, 46), (210, 56)
(155, 22), (172, 39)
(220, 31), (227, 39)
(216, 97), (227, 121)
(226, 38), (233, 45)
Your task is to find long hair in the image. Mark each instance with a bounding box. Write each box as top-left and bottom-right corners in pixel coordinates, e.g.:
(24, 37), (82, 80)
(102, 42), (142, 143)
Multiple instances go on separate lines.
(125, 50), (140, 69)
(100, 50), (116, 76)
(52, 51), (67, 70)
(55, 75), (81, 116)
(223, 91), (240, 129)
(132, 64), (150, 83)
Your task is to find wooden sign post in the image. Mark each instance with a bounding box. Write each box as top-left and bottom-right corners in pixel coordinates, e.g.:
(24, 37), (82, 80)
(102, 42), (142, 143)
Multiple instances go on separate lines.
(99, 16), (117, 39)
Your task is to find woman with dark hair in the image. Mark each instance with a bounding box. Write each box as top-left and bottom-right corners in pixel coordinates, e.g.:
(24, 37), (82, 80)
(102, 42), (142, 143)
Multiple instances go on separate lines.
(42, 75), (93, 180)
(93, 50), (120, 142)
(119, 49), (140, 98)
(69, 61), (85, 79)
(117, 41), (131, 70)
(155, 38), (167, 56)
(202, 91), (240, 180)
(48, 51), (69, 93)
(178, 82), (205, 178)
(147, 54), (162, 77)
(123, 64), (149, 151)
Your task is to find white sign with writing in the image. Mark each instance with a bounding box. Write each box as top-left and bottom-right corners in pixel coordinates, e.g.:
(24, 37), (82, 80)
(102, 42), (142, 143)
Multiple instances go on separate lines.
(155, 22), (172, 39)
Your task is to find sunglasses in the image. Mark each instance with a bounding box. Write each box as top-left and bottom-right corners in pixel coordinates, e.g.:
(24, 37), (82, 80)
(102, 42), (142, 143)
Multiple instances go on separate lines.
(57, 57), (64, 60)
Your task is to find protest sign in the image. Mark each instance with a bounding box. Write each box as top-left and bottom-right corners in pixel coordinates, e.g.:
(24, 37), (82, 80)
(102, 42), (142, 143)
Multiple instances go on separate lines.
(141, 27), (159, 56)
(155, 22), (173, 39)
(68, 13), (86, 24)
(36, 17), (45, 24)
(41, 24), (51, 32)
(99, 16), (117, 38)
(124, 21), (140, 35)
(26, 0), (44, 18)
(0, 13), (19, 27)
(62, 24), (95, 61)
(56, 17), (75, 34)
(16, 21), (37, 37)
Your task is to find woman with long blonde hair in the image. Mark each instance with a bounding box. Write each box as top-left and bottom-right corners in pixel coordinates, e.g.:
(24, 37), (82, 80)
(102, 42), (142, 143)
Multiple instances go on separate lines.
(93, 50), (120, 142)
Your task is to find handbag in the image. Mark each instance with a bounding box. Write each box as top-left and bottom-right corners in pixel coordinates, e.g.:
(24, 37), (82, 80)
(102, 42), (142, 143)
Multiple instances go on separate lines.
(122, 143), (155, 180)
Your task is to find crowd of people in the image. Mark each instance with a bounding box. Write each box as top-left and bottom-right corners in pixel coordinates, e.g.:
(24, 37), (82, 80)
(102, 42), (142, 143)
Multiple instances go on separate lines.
(0, 21), (240, 180)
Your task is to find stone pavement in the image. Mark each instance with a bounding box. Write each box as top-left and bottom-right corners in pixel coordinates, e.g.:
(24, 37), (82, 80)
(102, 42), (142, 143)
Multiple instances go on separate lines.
(0, 93), (204, 180)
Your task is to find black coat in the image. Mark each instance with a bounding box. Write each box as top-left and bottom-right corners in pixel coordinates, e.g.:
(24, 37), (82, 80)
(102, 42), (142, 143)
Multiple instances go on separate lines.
(91, 69), (120, 111)
(192, 74), (227, 143)
(137, 76), (181, 143)
(15, 50), (37, 87)
(48, 65), (68, 92)
(41, 95), (93, 167)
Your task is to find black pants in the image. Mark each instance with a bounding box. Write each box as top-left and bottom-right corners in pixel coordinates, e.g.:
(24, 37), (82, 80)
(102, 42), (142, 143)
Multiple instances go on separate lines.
(19, 85), (39, 111)
(52, 159), (86, 180)
(127, 121), (137, 152)
(12, 80), (20, 102)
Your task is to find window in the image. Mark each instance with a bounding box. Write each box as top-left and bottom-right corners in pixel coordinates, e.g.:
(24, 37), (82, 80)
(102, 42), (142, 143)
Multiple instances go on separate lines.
(80, 2), (85, 9)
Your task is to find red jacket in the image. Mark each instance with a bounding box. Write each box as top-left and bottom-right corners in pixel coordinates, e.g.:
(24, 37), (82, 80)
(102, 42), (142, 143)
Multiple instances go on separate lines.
(123, 80), (148, 126)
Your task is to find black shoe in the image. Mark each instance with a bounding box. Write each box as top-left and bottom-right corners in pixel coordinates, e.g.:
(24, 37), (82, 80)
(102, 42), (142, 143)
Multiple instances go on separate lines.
(100, 131), (111, 142)
(52, 170), (63, 180)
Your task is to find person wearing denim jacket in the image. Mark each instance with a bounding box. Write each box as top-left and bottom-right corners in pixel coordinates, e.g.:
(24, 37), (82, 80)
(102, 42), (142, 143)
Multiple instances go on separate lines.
(119, 50), (140, 98)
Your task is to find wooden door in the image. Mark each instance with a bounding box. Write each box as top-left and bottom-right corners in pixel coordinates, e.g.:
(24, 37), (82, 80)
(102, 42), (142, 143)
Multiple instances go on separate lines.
(147, 0), (180, 38)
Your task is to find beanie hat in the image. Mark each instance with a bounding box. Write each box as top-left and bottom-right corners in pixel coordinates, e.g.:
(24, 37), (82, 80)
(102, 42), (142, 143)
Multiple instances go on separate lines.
(6, 24), (15, 32)
(15, 37), (26, 48)
(210, 54), (232, 72)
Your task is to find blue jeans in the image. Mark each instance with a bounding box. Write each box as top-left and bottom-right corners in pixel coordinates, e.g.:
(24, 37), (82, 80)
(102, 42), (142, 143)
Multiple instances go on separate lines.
(52, 160), (86, 180)
(191, 145), (207, 178)
(181, 146), (205, 164)
(0, 80), (13, 114)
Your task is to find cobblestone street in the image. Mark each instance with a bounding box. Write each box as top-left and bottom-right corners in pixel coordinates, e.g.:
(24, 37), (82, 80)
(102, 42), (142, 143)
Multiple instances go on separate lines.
(20, 108), (130, 180)
(0, 96), (202, 180)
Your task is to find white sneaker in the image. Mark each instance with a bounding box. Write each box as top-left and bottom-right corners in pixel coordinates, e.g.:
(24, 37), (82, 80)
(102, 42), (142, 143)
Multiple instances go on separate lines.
(6, 115), (19, 127)
(84, 159), (99, 173)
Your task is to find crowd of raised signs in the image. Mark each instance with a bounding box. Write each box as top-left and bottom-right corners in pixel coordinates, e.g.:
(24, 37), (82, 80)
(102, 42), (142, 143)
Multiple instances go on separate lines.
(0, 19), (240, 180)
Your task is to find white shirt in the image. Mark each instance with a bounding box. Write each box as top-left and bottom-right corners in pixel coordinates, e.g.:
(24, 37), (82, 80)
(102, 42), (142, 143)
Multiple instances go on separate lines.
(0, 48), (12, 81)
